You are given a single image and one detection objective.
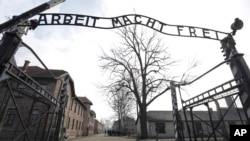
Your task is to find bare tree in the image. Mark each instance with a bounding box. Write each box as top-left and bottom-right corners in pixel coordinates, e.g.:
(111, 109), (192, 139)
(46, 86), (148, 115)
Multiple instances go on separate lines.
(100, 117), (112, 131)
(108, 86), (134, 132)
(100, 25), (195, 138)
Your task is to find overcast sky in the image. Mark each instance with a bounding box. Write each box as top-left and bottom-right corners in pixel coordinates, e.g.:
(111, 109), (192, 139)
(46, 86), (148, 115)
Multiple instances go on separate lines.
(1, 0), (250, 121)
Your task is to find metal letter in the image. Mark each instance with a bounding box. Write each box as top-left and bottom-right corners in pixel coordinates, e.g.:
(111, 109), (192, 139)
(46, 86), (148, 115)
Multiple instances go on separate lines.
(63, 14), (73, 24)
(177, 26), (184, 36)
(75, 15), (85, 25)
(38, 14), (48, 25)
(189, 27), (197, 37)
(112, 17), (123, 28)
(51, 14), (61, 24)
(122, 16), (132, 25)
(134, 15), (142, 24)
(146, 18), (156, 28)
(159, 22), (166, 32)
(92, 17), (99, 27)
(91, 17), (99, 27)
(202, 28), (211, 38)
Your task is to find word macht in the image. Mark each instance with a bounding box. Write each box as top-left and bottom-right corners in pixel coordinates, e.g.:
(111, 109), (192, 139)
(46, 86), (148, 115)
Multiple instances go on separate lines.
(37, 13), (229, 41)
(230, 125), (250, 141)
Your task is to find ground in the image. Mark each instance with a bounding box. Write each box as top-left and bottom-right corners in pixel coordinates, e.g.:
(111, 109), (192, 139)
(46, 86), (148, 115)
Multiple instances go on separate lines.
(64, 134), (176, 141)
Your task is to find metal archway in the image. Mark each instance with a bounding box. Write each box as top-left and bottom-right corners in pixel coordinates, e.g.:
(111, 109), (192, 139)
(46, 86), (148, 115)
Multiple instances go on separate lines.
(0, 1), (249, 141)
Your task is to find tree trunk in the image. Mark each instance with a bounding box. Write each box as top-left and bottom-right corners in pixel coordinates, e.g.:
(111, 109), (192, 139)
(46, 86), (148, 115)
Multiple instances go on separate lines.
(118, 118), (121, 131)
(140, 105), (148, 139)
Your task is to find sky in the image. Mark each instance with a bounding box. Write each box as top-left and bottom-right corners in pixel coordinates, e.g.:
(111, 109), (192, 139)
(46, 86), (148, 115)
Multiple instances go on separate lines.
(1, 0), (250, 121)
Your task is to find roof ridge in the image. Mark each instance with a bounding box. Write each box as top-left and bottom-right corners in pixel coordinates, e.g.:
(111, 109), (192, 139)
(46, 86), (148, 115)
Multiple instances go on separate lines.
(18, 65), (67, 78)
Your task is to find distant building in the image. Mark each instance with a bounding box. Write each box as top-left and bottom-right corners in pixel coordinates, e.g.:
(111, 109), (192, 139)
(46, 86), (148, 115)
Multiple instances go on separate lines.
(88, 110), (96, 135)
(78, 96), (96, 136)
(63, 86), (87, 138)
(112, 116), (137, 135)
(94, 119), (104, 134)
(136, 109), (247, 138)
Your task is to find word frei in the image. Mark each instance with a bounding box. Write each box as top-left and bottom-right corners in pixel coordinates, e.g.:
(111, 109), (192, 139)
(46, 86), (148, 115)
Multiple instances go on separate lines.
(37, 13), (229, 40)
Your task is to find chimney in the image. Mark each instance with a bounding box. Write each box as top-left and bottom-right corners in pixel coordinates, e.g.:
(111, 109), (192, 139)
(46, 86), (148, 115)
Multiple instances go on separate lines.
(23, 60), (30, 72)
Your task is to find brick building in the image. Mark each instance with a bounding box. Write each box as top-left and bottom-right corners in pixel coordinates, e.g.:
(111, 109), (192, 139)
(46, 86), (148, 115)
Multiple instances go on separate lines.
(94, 119), (104, 134)
(62, 78), (87, 138)
(0, 62), (97, 140)
(0, 62), (67, 140)
(78, 97), (96, 136)
(89, 110), (96, 135)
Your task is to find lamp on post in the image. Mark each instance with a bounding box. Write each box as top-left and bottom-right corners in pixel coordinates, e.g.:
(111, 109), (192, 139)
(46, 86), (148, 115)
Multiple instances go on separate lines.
(221, 18), (250, 123)
(231, 18), (243, 35)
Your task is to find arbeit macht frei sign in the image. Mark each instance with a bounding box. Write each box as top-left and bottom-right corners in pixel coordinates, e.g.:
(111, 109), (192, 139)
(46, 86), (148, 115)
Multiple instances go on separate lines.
(37, 13), (229, 40)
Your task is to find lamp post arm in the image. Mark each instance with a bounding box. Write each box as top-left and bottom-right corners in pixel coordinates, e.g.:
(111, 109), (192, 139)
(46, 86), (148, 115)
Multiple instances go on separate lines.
(0, 0), (65, 33)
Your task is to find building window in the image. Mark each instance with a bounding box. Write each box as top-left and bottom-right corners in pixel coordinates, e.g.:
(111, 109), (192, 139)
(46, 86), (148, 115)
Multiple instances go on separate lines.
(14, 92), (23, 98)
(70, 100), (74, 110)
(4, 108), (16, 126)
(40, 85), (47, 95)
(76, 120), (78, 130)
(17, 83), (25, 90)
(78, 105), (80, 115)
(53, 114), (58, 128)
(67, 118), (70, 129)
(30, 109), (40, 126)
(195, 122), (203, 135)
(75, 103), (77, 113)
(65, 95), (68, 108)
(155, 122), (165, 133)
(82, 122), (84, 130)
(72, 119), (75, 129)
(15, 83), (25, 98)
(36, 85), (47, 97)
(79, 121), (81, 130)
